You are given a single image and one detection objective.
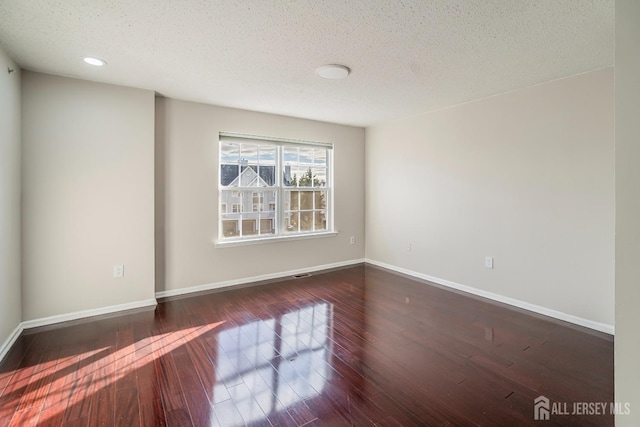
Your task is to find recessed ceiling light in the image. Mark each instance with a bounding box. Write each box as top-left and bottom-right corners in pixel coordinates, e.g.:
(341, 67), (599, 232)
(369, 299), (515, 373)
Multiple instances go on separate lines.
(316, 64), (350, 79)
(83, 57), (107, 67)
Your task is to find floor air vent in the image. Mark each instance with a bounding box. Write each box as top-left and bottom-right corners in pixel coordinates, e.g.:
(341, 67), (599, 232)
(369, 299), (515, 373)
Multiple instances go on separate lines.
(292, 273), (312, 279)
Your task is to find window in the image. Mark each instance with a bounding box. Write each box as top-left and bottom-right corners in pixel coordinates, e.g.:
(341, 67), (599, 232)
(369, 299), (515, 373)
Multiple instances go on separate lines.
(219, 133), (332, 243)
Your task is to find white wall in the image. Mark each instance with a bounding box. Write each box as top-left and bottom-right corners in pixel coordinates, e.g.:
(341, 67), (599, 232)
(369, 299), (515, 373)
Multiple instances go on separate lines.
(365, 68), (614, 328)
(155, 97), (365, 294)
(615, 0), (640, 424)
(0, 47), (22, 352)
(22, 72), (156, 320)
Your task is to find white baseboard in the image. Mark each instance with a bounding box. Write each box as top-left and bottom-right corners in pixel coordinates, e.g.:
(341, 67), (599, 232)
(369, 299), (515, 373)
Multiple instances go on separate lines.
(21, 299), (158, 330)
(0, 299), (157, 363)
(0, 323), (24, 363)
(365, 258), (614, 335)
(156, 258), (366, 299)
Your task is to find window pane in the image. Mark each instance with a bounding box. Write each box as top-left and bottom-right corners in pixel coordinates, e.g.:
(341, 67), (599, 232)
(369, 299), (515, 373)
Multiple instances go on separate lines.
(259, 218), (274, 235)
(258, 145), (276, 165)
(258, 145), (276, 186)
(312, 168), (327, 187)
(222, 219), (239, 237)
(260, 190), (276, 212)
(300, 191), (313, 210)
(295, 168), (314, 187)
(314, 211), (327, 231)
(286, 212), (299, 232)
(221, 142), (240, 163)
(300, 212), (313, 231)
(268, 190), (276, 207)
(220, 165), (240, 187)
(254, 166), (273, 187)
(283, 146), (298, 164)
(238, 144), (267, 187)
(240, 144), (258, 165)
(298, 147), (313, 165)
(252, 192), (261, 212)
(290, 168), (302, 187)
(242, 219), (258, 236)
(221, 190), (241, 212)
(220, 142), (240, 187)
(286, 191), (299, 211)
(314, 191), (327, 210)
(283, 164), (294, 187)
(314, 149), (327, 166)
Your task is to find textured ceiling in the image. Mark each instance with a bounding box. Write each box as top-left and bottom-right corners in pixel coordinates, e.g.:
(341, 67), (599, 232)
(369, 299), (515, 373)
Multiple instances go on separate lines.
(0, 0), (614, 127)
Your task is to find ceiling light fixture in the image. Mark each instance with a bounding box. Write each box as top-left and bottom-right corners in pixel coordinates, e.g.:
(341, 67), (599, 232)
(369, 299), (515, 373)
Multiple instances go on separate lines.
(316, 64), (350, 79)
(83, 57), (107, 67)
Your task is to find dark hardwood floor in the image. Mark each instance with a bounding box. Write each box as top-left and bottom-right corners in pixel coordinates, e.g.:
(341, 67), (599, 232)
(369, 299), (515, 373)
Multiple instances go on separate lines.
(0, 264), (613, 426)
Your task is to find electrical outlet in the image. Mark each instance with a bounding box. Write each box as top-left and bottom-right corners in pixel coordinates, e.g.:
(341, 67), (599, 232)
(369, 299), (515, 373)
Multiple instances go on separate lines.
(113, 265), (124, 278)
(484, 257), (494, 269)
(350, 236), (355, 245)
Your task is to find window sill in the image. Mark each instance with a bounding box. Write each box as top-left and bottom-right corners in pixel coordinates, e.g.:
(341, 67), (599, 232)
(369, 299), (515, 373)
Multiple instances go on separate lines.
(214, 231), (338, 248)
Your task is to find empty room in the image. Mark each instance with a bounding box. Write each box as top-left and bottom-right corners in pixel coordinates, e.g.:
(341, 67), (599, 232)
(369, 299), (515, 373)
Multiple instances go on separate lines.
(0, 1), (638, 426)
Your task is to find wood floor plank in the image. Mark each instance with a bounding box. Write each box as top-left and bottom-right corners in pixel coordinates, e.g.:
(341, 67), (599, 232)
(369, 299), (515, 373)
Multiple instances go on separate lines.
(86, 383), (115, 427)
(139, 398), (167, 427)
(114, 386), (141, 426)
(0, 340), (28, 399)
(171, 339), (211, 426)
(36, 351), (85, 426)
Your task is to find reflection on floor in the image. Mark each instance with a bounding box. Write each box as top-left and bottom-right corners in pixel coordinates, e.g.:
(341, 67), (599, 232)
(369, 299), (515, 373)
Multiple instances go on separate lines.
(214, 303), (331, 425)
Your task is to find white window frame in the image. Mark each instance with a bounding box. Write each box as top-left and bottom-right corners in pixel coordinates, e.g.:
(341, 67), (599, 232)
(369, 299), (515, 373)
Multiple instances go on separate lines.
(216, 132), (336, 247)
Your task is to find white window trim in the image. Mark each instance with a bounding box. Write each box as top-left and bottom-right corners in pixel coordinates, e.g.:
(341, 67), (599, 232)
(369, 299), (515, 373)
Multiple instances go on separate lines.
(214, 231), (338, 248)
(216, 132), (334, 246)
